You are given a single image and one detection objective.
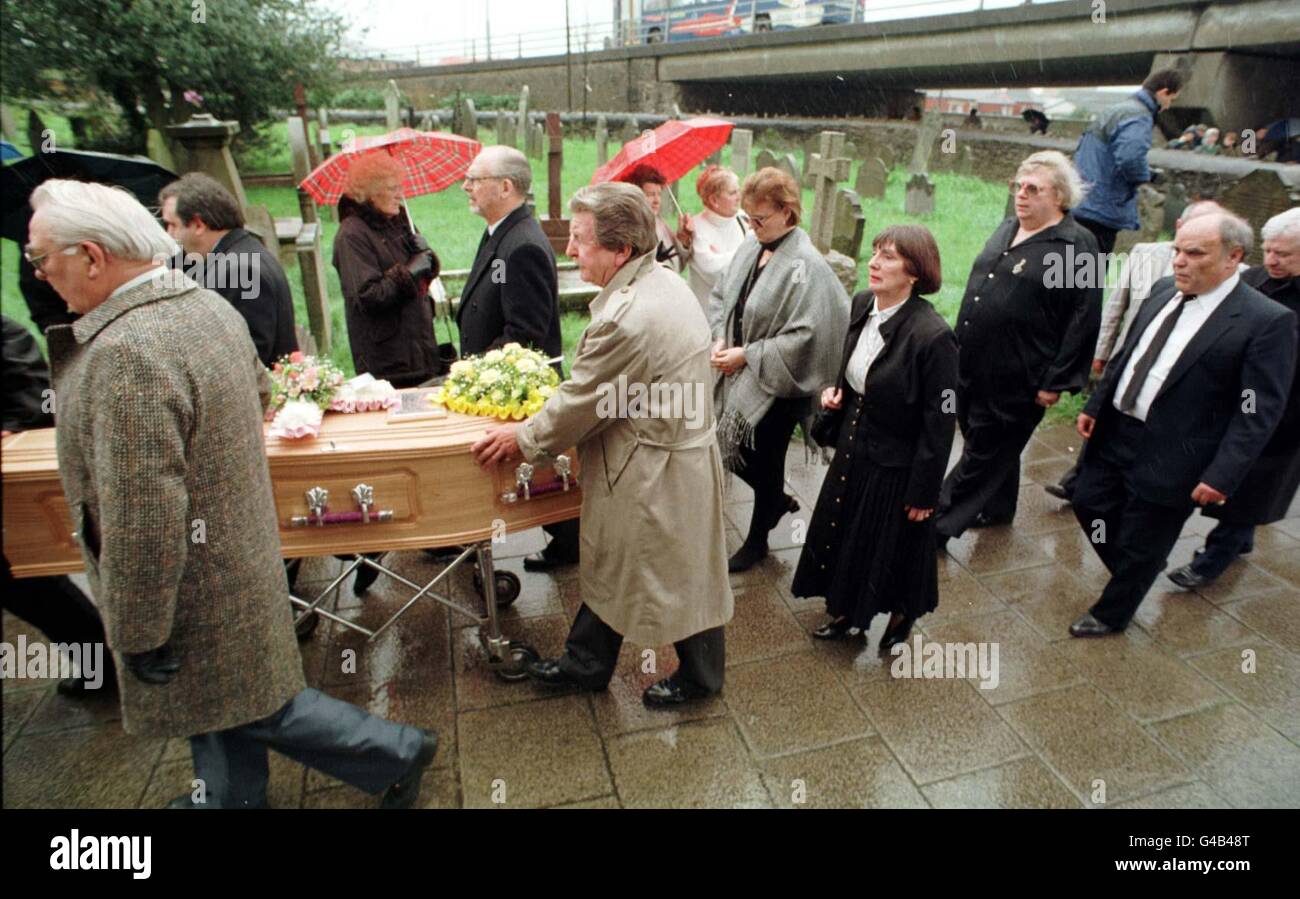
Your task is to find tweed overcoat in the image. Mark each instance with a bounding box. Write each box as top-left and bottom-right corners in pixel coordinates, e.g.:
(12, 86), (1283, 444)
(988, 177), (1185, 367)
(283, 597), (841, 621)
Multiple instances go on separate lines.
(47, 274), (305, 737)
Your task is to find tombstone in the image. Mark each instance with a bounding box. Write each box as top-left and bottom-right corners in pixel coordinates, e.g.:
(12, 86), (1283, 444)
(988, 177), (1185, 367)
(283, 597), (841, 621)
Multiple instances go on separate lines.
(287, 117), (317, 225)
(908, 111), (944, 175)
(755, 149), (778, 172)
(1114, 185), (1165, 256)
(145, 129), (177, 172)
(802, 153), (820, 189)
(806, 131), (853, 255)
(776, 153), (799, 183)
(0, 105), (16, 143)
(704, 148), (721, 169)
(316, 107), (332, 162)
(498, 111), (517, 148)
(843, 140), (857, 160)
(957, 145), (975, 176)
(459, 98), (478, 141)
(855, 157), (888, 200)
(243, 204), (278, 253)
(165, 114), (250, 209)
(595, 114), (608, 168)
(1163, 181), (1190, 235)
(295, 222), (333, 354)
(877, 143), (897, 171)
(824, 249), (858, 297)
(830, 188), (866, 260)
(428, 113), (442, 131)
(517, 85), (530, 136)
(904, 173), (935, 216)
(418, 112), (434, 131)
(731, 128), (753, 180)
(539, 112), (571, 257)
(384, 79), (402, 131)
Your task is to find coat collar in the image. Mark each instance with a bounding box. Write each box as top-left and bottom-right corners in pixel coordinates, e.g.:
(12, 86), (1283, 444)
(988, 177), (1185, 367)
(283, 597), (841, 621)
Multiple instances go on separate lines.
(590, 251), (657, 318)
(70, 270), (192, 345)
(461, 204), (532, 306)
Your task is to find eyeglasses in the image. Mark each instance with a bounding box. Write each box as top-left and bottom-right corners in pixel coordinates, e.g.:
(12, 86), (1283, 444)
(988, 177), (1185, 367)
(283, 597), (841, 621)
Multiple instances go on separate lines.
(463, 175), (505, 186)
(1008, 180), (1052, 198)
(747, 210), (780, 228)
(23, 244), (80, 273)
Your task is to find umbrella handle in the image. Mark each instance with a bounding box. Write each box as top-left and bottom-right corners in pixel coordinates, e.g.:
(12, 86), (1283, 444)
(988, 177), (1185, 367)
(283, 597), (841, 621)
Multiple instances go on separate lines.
(403, 199), (415, 234)
(665, 185), (686, 222)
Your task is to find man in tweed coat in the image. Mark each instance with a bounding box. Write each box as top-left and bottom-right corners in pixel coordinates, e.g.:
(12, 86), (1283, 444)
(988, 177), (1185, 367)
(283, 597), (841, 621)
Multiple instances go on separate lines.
(29, 179), (437, 808)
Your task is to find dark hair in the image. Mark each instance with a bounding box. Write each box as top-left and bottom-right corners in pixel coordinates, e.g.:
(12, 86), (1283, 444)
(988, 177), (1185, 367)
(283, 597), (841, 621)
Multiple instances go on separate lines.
(158, 172), (243, 231)
(623, 164), (666, 188)
(1142, 68), (1185, 96)
(871, 224), (942, 295)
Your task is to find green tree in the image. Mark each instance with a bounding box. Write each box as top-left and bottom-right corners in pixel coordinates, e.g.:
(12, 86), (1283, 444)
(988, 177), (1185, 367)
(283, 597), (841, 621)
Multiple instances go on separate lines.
(2, 0), (347, 150)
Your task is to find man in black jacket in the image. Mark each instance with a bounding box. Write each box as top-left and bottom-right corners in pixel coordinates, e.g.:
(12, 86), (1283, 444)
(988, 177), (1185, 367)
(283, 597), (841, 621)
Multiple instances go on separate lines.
(1166, 207), (1300, 588)
(1069, 212), (1298, 637)
(460, 145), (575, 570)
(160, 173), (298, 368)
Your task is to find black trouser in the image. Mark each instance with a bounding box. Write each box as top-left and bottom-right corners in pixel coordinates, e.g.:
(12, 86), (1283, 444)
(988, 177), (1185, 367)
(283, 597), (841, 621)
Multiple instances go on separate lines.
(936, 396), (1044, 538)
(1075, 215), (1119, 256)
(1, 555), (116, 683)
(188, 688), (425, 809)
(1190, 521), (1256, 579)
(556, 603), (725, 693)
(1072, 413), (1193, 630)
(734, 397), (802, 550)
(541, 518), (580, 560)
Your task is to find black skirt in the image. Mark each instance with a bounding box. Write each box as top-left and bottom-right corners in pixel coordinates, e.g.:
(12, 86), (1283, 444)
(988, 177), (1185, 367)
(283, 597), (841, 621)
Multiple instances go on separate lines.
(791, 396), (940, 626)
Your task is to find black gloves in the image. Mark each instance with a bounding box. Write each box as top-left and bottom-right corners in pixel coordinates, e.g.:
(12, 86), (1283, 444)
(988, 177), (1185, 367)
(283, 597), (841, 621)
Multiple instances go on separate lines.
(406, 233), (431, 255)
(125, 643), (180, 685)
(406, 252), (434, 282)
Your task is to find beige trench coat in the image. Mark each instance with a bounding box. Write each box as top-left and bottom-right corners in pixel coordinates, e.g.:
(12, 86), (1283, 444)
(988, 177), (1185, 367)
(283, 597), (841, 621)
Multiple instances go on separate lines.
(517, 253), (734, 645)
(48, 275), (305, 738)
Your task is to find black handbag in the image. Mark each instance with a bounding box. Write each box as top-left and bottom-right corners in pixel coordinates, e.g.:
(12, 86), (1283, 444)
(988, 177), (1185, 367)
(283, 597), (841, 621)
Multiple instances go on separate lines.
(433, 298), (458, 377)
(809, 406), (846, 448)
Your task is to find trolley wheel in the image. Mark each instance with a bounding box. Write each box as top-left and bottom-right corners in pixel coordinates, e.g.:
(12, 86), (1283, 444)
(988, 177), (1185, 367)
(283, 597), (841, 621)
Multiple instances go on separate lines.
(494, 641), (539, 682)
(472, 569), (523, 608)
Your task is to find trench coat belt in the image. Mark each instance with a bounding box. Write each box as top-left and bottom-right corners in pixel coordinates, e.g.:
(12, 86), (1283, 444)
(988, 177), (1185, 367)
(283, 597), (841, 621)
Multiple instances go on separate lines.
(627, 423), (717, 453)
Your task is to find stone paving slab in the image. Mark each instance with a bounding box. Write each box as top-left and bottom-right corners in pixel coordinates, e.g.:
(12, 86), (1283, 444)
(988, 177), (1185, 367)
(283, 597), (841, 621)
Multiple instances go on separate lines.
(4, 424), (1297, 808)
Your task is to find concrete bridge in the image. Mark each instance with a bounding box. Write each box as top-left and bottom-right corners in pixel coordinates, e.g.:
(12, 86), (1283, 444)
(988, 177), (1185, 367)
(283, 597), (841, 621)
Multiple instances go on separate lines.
(361, 0), (1299, 135)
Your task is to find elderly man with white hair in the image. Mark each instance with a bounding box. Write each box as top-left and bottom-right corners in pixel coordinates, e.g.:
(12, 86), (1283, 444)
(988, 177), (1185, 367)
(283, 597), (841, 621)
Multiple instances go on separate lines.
(29, 179), (437, 808)
(1168, 206), (1300, 588)
(1069, 210), (1297, 636)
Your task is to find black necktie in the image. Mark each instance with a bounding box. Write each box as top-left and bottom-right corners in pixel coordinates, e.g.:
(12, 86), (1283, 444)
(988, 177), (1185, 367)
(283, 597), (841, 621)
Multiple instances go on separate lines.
(1118, 293), (1196, 414)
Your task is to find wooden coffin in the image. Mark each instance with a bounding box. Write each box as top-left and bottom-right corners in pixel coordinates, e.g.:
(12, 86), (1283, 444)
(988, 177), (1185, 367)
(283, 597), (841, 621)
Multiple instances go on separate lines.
(1, 404), (581, 579)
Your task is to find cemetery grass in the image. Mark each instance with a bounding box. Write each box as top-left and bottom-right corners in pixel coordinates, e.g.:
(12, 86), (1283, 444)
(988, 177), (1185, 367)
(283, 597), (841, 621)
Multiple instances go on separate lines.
(0, 129), (1081, 423)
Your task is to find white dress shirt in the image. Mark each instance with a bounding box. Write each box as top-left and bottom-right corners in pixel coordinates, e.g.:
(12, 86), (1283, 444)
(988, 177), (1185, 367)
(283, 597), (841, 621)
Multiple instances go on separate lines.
(1112, 272), (1239, 421)
(110, 266), (170, 298)
(845, 298), (908, 393)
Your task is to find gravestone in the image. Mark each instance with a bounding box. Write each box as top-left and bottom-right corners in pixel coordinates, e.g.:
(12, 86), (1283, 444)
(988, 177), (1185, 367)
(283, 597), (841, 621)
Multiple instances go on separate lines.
(145, 129), (177, 171)
(802, 152), (820, 189)
(418, 113), (434, 131)
(1163, 181), (1189, 234)
(844, 140), (857, 160)
(595, 115), (608, 168)
(831, 188), (866, 260)
(731, 129), (753, 180)
(243, 204), (278, 253)
(0, 105), (16, 142)
(878, 143), (897, 171)
(295, 222), (333, 354)
(776, 153), (799, 183)
(498, 111), (516, 148)
(459, 98), (478, 141)
(755, 149), (778, 172)
(316, 107), (332, 162)
(528, 122), (544, 159)
(384, 80), (402, 131)
(704, 148), (721, 168)
(908, 111), (944, 175)
(824, 249), (858, 297)
(806, 131), (853, 255)
(957, 145), (975, 176)
(286, 117), (317, 225)
(165, 114), (249, 209)
(904, 173), (935, 216)
(517, 85), (530, 135)
(855, 157), (888, 199)
(1114, 185), (1165, 256)
(540, 112), (571, 257)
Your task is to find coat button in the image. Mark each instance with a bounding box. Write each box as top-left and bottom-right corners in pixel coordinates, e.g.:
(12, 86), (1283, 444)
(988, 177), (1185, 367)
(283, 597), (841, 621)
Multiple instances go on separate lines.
(987, 273), (994, 279)
(974, 296), (980, 302)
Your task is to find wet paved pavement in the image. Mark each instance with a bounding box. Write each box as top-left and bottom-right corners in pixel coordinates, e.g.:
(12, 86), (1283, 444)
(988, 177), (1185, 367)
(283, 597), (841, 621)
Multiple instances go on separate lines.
(5, 423), (1298, 808)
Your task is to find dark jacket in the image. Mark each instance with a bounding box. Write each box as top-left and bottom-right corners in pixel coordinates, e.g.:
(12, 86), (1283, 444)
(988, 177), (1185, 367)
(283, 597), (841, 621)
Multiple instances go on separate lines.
(2, 314), (54, 432)
(1205, 267), (1300, 524)
(1084, 275), (1298, 510)
(1072, 88), (1159, 231)
(203, 228), (298, 368)
(954, 214), (1102, 418)
(457, 203), (562, 364)
(812, 292), (959, 508)
(333, 196), (441, 387)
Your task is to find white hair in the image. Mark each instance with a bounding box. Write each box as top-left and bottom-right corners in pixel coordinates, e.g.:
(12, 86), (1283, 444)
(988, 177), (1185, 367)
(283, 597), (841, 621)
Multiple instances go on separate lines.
(1017, 150), (1088, 211)
(1262, 207), (1300, 243)
(30, 179), (178, 262)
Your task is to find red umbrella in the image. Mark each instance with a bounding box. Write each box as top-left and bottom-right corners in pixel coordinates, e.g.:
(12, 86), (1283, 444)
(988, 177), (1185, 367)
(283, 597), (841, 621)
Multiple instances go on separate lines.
(590, 116), (734, 187)
(299, 128), (481, 205)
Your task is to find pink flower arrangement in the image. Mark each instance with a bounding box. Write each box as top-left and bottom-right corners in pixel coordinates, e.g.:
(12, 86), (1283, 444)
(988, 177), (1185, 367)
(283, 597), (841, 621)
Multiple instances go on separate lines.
(268, 352), (345, 413)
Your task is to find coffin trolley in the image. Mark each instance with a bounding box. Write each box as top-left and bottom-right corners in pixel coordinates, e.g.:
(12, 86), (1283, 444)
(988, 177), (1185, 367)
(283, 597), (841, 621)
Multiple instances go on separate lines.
(1, 398), (582, 681)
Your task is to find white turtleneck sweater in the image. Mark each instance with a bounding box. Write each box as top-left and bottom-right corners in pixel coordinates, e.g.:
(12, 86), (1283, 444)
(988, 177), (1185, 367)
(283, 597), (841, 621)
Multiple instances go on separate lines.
(687, 208), (749, 310)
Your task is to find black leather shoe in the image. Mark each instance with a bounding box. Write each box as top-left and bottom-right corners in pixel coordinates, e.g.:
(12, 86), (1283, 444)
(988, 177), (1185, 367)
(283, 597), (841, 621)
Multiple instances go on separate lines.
(522, 549), (579, 572)
(1166, 565), (1212, 590)
(879, 616), (914, 654)
(971, 513), (1014, 528)
(728, 542), (768, 573)
(294, 608), (320, 641)
(381, 729), (439, 809)
(352, 561), (381, 596)
(768, 494), (800, 529)
(1043, 483), (1072, 502)
(56, 675), (110, 699)
(1069, 612), (1120, 638)
(811, 616), (862, 641)
(642, 677), (711, 708)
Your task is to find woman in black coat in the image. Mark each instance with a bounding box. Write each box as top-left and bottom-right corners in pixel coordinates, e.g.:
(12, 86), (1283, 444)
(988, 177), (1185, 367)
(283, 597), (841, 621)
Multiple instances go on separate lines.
(792, 226), (959, 652)
(332, 152), (442, 388)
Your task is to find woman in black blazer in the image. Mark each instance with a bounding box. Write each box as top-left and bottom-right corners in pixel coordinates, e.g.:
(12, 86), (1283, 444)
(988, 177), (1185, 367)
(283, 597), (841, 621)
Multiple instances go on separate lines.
(792, 226), (959, 653)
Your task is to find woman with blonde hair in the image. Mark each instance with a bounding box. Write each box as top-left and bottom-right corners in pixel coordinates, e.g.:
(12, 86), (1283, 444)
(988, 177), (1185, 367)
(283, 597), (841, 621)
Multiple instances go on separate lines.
(685, 164), (748, 309)
(332, 152), (442, 389)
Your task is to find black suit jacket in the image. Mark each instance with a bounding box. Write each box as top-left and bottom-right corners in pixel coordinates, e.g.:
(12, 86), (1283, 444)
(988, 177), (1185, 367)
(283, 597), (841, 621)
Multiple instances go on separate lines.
(816, 291), (959, 508)
(1084, 275), (1298, 509)
(2, 314), (54, 433)
(208, 228), (298, 368)
(457, 204), (562, 364)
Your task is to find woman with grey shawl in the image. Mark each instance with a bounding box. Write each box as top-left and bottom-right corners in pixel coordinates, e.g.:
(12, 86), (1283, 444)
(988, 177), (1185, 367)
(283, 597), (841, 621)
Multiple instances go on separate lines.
(709, 167), (850, 572)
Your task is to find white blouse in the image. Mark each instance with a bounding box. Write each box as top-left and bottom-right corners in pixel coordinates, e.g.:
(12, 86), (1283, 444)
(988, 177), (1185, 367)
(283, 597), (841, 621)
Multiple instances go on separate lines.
(687, 208), (749, 309)
(844, 298), (909, 394)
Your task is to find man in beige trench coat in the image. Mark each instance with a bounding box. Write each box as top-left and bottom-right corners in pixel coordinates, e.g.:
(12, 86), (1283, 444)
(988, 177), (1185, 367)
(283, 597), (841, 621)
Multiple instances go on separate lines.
(29, 179), (437, 808)
(473, 182), (734, 707)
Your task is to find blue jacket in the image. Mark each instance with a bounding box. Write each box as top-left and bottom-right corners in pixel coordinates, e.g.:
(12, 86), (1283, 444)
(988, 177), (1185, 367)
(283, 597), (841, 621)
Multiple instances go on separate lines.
(1072, 89), (1158, 231)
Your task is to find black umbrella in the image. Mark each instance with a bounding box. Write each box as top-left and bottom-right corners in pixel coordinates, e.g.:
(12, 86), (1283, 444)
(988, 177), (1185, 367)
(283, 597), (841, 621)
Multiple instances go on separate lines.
(1, 149), (178, 243)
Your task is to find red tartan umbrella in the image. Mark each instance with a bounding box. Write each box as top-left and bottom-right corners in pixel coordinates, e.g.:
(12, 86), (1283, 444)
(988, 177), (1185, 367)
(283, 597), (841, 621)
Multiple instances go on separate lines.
(299, 128), (481, 205)
(590, 117), (734, 187)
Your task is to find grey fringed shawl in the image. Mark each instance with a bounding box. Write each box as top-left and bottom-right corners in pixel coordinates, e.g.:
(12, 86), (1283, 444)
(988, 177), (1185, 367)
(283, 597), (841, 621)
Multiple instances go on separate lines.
(707, 227), (850, 470)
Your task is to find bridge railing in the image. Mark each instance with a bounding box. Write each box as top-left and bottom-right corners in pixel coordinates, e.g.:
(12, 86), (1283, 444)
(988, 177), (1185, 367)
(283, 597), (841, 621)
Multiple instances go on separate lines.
(344, 0), (1073, 71)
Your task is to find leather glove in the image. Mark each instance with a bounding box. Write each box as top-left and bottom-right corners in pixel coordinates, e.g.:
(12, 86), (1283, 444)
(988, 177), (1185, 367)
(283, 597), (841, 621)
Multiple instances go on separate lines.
(124, 643), (180, 685)
(407, 233), (431, 255)
(406, 252), (433, 282)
